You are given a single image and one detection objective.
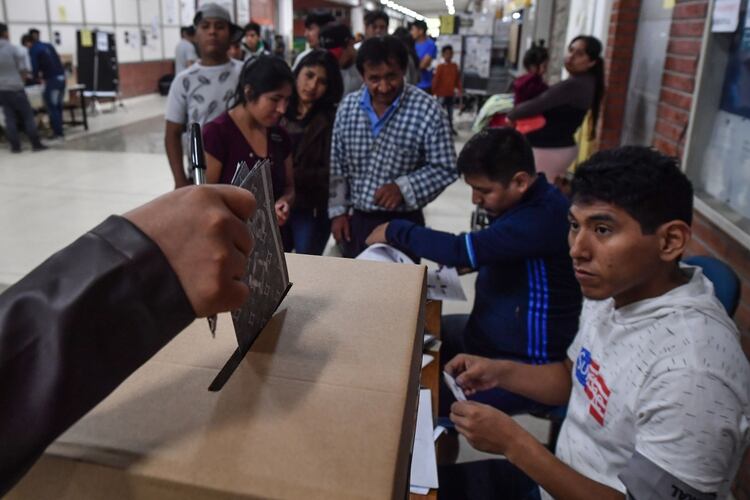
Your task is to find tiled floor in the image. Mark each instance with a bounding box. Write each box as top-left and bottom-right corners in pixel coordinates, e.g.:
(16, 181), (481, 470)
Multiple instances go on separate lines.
(0, 93), (549, 461)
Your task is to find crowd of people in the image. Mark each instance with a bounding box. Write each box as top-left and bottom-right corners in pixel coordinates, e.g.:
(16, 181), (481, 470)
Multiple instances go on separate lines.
(0, 2), (748, 499)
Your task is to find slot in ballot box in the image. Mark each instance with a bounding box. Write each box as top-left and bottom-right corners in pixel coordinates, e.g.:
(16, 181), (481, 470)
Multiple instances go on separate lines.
(9, 254), (427, 500)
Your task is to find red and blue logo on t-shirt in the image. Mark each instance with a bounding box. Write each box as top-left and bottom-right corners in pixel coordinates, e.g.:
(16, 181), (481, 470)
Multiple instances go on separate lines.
(575, 347), (610, 426)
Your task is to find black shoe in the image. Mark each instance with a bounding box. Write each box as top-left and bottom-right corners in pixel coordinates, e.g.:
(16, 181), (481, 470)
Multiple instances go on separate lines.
(11, 147), (22, 153)
(32, 143), (48, 152)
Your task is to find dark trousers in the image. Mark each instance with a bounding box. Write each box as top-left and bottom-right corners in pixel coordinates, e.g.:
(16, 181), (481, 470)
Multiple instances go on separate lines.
(43, 76), (65, 137)
(438, 459), (540, 500)
(282, 207), (331, 256)
(341, 209), (425, 259)
(439, 314), (556, 418)
(0, 90), (42, 149)
(441, 96), (455, 131)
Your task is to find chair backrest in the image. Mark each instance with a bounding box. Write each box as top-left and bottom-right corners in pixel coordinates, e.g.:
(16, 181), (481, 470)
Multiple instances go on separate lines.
(683, 255), (741, 316)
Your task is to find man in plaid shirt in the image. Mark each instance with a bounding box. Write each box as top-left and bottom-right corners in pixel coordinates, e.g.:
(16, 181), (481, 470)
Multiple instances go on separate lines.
(328, 36), (458, 258)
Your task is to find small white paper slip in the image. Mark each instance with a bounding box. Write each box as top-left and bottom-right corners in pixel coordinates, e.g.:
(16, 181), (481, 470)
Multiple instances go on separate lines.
(442, 371), (467, 401)
(426, 266), (467, 302)
(409, 389), (439, 494)
(422, 354), (434, 369)
(433, 426), (447, 442)
(410, 486), (430, 495)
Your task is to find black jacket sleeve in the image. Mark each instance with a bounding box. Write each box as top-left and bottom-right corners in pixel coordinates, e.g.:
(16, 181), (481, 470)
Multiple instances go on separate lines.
(0, 215), (196, 496)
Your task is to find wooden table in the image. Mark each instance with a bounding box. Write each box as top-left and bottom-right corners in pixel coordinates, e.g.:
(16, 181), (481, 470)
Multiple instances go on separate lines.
(409, 299), (441, 500)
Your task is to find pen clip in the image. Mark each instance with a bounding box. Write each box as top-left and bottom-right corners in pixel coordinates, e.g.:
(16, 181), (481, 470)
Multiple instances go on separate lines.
(189, 122), (206, 184)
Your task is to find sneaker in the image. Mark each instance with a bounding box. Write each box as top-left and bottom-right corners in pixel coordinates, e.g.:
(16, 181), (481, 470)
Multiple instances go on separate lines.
(45, 136), (65, 146)
(11, 147), (22, 154)
(32, 143), (49, 152)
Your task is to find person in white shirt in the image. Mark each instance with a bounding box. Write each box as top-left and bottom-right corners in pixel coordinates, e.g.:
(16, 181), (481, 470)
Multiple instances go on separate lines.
(440, 146), (750, 500)
(174, 26), (197, 74)
(292, 10), (335, 69)
(164, 3), (243, 188)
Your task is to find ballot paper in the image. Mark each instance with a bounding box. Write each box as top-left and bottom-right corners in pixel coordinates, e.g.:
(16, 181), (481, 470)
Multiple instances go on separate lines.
(356, 244), (466, 301)
(410, 388), (439, 494)
(208, 160), (291, 391)
(442, 370), (467, 402)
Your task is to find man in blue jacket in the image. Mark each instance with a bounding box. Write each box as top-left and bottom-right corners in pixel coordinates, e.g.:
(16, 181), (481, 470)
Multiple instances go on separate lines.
(367, 128), (582, 414)
(24, 29), (65, 140)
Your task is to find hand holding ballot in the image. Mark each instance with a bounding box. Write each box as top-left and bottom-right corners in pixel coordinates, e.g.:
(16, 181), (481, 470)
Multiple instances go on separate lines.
(444, 353), (504, 397)
(125, 185), (257, 317)
(449, 400), (526, 456)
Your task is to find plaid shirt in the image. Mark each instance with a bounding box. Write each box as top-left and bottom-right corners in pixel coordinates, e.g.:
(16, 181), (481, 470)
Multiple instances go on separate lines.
(328, 84), (457, 218)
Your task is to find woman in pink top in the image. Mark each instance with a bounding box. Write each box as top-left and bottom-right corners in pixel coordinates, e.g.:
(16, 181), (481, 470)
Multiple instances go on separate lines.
(203, 56), (296, 226)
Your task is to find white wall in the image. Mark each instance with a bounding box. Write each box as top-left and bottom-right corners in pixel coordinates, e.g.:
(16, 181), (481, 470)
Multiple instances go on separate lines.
(0, 0), (203, 65)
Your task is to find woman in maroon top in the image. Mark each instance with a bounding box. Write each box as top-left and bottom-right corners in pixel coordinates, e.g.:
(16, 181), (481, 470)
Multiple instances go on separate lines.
(203, 56), (295, 226)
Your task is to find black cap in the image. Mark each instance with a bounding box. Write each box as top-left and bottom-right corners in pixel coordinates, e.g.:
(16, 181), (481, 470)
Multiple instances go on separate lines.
(319, 23), (353, 50)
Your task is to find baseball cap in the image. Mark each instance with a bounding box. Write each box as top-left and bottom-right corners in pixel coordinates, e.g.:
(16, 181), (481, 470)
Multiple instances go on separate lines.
(319, 23), (353, 50)
(193, 3), (242, 37)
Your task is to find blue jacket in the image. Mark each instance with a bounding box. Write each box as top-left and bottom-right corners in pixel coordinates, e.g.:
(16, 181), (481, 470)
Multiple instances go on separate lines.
(386, 174), (582, 362)
(29, 41), (64, 80)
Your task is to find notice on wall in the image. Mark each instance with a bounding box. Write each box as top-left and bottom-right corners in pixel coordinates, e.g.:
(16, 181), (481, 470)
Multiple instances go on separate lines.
(713, 0), (742, 33)
(96, 31), (109, 52)
(81, 29), (92, 48)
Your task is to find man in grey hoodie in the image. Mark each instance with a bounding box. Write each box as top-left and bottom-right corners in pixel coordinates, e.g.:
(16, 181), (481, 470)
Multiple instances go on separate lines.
(441, 146), (750, 500)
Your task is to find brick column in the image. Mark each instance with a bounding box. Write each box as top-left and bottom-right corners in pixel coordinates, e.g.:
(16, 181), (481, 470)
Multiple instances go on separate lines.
(597, 0), (641, 151)
(652, 0), (708, 156)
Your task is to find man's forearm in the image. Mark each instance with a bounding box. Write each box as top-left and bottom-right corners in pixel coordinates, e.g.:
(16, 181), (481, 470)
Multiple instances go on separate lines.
(165, 132), (186, 185)
(508, 431), (625, 500)
(495, 360), (572, 406)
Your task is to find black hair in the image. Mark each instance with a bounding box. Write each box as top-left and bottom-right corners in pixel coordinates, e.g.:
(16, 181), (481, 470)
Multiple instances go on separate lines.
(285, 49), (343, 121)
(457, 128), (536, 184)
(244, 22), (261, 35)
(21, 34), (32, 45)
(180, 25), (195, 37)
(356, 35), (408, 74)
(0, 23), (7, 37)
(522, 40), (548, 70)
(441, 44), (453, 54)
(392, 27), (419, 68)
(411, 20), (427, 33)
(319, 22), (353, 49)
(28, 28), (40, 36)
(230, 55), (294, 108)
(305, 10), (336, 29)
(570, 35), (605, 140)
(364, 10), (389, 27)
(572, 146), (693, 234)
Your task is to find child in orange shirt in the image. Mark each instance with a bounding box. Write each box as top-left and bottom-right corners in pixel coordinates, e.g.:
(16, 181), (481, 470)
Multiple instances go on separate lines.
(431, 45), (462, 135)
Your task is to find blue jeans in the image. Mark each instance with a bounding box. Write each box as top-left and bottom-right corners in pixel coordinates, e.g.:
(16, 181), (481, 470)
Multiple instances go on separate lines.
(283, 208), (331, 255)
(43, 76), (66, 137)
(0, 90), (41, 149)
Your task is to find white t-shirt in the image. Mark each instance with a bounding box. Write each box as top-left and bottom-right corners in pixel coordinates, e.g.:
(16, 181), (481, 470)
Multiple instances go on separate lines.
(174, 39), (198, 75)
(165, 59), (242, 152)
(292, 47), (313, 70)
(545, 266), (750, 499)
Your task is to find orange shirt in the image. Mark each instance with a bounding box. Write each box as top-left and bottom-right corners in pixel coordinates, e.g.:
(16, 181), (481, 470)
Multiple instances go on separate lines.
(431, 62), (462, 97)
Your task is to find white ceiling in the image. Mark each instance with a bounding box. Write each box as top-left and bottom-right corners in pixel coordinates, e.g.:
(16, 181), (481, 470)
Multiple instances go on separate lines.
(391, 0), (469, 18)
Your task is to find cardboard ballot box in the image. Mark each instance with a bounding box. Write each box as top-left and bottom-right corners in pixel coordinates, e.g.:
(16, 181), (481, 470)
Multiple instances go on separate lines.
(9, 254), (427, 500)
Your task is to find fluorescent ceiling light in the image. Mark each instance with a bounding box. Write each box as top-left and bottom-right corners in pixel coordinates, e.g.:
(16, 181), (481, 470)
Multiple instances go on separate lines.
(379, 0), (425, 20)
(445, 0), (455, 15)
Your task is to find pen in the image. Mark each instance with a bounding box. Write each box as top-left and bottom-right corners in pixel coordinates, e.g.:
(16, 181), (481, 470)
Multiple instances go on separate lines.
(189, 122), (217, 337)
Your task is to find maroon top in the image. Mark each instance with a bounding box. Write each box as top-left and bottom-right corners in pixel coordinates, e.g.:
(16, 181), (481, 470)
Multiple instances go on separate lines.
(202, 111), (292, 199)
(512, 73), (549, 105)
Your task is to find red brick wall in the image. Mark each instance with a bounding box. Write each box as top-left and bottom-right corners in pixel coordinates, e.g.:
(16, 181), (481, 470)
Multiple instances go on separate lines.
(598, 0), (641, 150)
(652, 0), (707, 157)
(118, 60), (175, 98)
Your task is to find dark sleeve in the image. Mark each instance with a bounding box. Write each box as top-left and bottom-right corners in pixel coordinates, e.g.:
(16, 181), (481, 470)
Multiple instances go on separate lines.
(507, 78), (578, 120)
(386, 205), (565, 269)
(202, 120), (226, 164)
(0, 216), (195, 496)
(619, 452), (717, 500)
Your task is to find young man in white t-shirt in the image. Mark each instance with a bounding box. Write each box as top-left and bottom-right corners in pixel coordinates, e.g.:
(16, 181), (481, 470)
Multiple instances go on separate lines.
(441, 146), (750, 500)
(164, 3), (243, 189)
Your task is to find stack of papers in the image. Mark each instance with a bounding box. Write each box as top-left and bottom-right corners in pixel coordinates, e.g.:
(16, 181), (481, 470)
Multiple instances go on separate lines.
(410, 389), (439, 494)
(357, 244), (467, 301)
